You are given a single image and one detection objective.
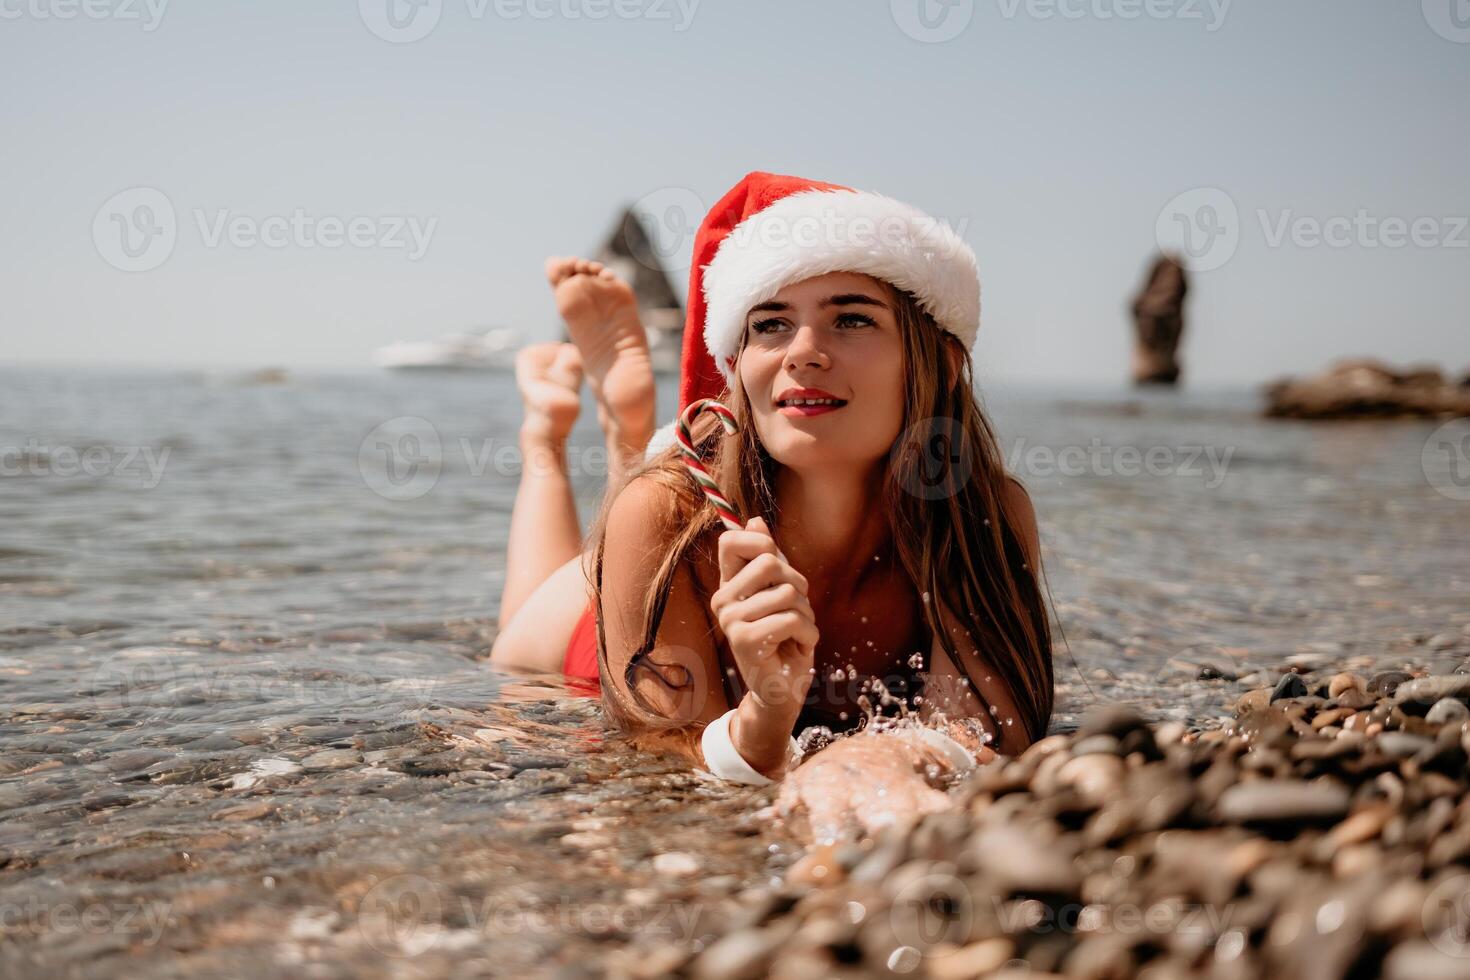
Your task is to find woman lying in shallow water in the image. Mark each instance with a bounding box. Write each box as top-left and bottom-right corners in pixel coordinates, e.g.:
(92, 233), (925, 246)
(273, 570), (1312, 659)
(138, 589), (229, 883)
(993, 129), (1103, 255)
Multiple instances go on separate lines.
(491, 171), (1055, 842)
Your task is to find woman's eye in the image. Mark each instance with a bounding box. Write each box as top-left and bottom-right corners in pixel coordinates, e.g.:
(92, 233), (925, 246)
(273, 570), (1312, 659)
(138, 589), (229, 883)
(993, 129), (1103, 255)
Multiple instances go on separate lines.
(836, 313), (876, 329)
(750, 318), (787, 334)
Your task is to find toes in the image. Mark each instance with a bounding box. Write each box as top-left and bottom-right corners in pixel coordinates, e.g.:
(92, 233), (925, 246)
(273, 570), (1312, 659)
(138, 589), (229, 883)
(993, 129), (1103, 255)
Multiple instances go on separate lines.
(549, 344), (585, 386)
(515, 342), (560, 377)
(544, 256), (572, 285)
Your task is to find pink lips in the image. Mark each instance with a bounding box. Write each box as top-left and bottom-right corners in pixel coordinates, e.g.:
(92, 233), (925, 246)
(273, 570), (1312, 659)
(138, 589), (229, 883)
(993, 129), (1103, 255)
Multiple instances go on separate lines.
(779, 403), (843, 417)
(774, 386), (848, 418)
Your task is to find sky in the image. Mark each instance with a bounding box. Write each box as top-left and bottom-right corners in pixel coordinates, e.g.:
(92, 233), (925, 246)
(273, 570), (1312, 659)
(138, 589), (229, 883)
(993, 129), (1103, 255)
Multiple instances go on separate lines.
(2, 0), (1467, 385)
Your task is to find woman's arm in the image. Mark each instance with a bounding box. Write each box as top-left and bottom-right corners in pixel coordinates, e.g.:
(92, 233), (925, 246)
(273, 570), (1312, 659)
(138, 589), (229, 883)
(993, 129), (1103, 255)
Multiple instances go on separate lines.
(598, 476), (730, 739)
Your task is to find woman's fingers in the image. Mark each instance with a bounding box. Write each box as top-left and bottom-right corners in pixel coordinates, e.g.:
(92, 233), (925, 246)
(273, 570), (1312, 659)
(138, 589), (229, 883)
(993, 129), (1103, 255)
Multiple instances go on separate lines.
(722, 582), (814, 626)
(716, 525), (779, 583)
(715, 552), (808, 607)
(727, 611), (819, 661)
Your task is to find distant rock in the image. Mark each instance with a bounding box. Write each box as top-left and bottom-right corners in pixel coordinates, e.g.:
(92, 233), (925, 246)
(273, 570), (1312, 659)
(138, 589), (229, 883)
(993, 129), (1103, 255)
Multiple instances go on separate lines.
(1130, 254), (1188, 385)
(1264, 358), (1470, 419)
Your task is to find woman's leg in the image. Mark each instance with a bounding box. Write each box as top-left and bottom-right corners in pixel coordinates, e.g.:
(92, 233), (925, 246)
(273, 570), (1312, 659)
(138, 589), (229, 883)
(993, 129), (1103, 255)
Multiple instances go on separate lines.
(499, 342), (586, 630)
(545, 256), (656, 483)
(496, 257), (657, 631)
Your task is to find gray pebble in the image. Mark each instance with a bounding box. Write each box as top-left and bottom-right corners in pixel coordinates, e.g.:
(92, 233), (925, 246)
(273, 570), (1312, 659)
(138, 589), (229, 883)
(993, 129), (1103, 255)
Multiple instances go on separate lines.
(1216, 780), (1350, 825)
(1425, 698), (1470, 726)
(1271, 674), (1308, 702)
(1395, 675), (1470, 706)
(301, 749), (362, 771)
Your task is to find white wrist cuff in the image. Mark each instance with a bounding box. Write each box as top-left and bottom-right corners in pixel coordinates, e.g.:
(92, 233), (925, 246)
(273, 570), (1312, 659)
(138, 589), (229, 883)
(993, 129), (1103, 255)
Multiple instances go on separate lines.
(907, 727), (977, 773)
(700, 708), (798, 786)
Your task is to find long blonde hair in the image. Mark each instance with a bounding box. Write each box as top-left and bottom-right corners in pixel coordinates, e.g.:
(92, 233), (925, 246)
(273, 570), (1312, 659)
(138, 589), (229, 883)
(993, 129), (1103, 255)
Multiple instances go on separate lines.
(586, 285), (1055, 755)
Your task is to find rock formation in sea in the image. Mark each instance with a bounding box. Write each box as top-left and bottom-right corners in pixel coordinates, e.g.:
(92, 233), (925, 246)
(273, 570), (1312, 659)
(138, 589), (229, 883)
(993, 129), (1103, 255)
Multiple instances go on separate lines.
(1130, 254), (1188, 386)
(1264, 358), (1470, 419)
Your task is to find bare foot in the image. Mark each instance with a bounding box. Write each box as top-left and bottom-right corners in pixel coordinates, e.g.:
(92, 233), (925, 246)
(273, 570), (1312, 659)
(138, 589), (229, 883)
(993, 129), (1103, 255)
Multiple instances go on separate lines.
(544, 256), (656, 474)
(515, 342), (583, 446)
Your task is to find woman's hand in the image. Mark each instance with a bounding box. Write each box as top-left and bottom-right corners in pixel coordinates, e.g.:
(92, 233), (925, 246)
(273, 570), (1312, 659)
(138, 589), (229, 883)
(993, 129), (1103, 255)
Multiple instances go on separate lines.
(706, 516), (817, 779)
(710, 516), (817, 717)
(775, 732), (956, 845)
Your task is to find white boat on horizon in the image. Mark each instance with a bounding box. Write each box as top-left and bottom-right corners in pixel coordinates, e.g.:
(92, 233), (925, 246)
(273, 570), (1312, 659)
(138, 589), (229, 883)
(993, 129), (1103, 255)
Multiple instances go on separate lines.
(373, 327), (520, 371)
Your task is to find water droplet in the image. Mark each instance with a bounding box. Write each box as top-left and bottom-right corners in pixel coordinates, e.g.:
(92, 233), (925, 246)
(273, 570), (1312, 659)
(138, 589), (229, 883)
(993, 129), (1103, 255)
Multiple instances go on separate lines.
(831, 668), (846, 681)
(908, 652), (925, 669)
(888, 946), (921, 973)
(921, 591), (931, 603)
(838, 711), (848, 721)
(860, 615), (868, 623)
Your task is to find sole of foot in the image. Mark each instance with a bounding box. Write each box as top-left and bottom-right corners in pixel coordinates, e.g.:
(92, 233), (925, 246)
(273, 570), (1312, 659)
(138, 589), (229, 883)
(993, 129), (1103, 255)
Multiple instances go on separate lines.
(515, 342), (584, 445)
(544, 256), (656, 453)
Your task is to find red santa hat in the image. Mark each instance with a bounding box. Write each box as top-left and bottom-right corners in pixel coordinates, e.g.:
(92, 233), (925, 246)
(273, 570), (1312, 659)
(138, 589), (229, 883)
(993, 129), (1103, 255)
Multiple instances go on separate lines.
(648, 170), (981, 455)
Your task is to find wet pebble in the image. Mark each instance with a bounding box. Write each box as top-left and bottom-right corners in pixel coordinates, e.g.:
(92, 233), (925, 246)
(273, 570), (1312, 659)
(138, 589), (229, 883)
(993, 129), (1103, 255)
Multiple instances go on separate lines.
(1271, 673), (1308, 702)
(1426, 697), (1470, 725)
(1216, 780), (1351, 825)
(652, 852), (701, 877)
(300, 749), (362, 771)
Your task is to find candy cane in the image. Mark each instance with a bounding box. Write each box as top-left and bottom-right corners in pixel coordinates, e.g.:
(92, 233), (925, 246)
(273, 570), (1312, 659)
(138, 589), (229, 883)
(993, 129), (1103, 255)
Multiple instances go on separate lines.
(676, 398), (743, 531)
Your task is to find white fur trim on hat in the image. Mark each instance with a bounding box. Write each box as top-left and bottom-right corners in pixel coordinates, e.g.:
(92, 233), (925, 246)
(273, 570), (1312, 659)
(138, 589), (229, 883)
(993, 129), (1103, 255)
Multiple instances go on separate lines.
(701, 188), (979, 380)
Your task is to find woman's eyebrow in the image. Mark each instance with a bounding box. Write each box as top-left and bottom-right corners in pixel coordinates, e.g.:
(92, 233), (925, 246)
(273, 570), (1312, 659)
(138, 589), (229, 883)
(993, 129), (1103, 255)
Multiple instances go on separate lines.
(746, 293), (888, 316)
(819, 293), (887, 309)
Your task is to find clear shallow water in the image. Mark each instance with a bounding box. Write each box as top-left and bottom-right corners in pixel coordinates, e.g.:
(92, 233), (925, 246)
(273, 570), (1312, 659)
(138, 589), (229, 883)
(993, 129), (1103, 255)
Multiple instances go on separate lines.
(1, 366), (1466, 976)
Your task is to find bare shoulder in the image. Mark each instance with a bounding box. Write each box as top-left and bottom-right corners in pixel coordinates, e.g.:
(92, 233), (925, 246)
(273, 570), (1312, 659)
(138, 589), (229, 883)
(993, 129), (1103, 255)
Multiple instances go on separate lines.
(1000, 475), (1042, 571)
(599, 471), (726, 724)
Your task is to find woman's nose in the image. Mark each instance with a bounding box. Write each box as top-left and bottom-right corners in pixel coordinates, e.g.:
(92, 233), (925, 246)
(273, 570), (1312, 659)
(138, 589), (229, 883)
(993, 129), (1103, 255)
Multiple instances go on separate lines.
(784, 324), (831, 371)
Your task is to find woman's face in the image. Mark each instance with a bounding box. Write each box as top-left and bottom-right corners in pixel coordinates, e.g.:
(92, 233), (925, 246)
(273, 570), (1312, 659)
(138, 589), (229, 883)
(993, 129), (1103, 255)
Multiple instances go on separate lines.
(738, 271), (907, 472)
